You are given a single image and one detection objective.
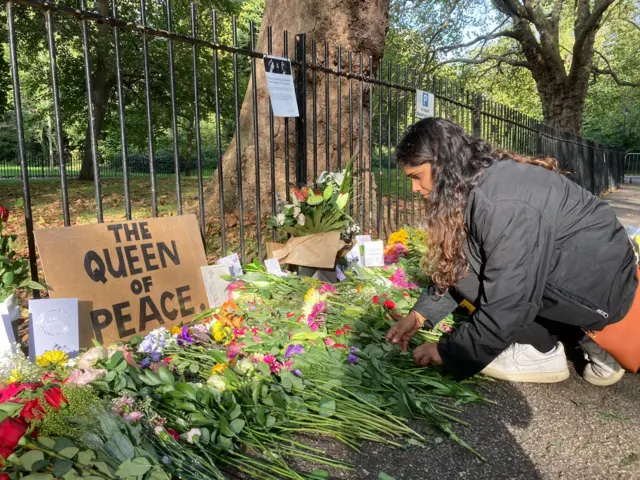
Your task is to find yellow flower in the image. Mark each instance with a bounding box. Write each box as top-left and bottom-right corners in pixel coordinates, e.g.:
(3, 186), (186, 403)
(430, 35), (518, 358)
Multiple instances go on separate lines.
(211, 363), (227, 375)
(170, 326), (182, 336)
(36, 350), (68, 368)
(9, 370), (21, 383)
(387, 229), (409, 247)
(304, 288), (319, 304)
(212, 322), (230, 343)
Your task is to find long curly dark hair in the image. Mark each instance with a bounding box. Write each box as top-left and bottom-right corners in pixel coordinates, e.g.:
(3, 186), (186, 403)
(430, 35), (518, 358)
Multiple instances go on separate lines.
(396, 117), (561, 292)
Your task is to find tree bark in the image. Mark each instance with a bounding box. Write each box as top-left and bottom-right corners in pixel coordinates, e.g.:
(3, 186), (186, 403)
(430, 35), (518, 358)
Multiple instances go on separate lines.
(202, 0), (390, 231)
(78, 0), (115, 181)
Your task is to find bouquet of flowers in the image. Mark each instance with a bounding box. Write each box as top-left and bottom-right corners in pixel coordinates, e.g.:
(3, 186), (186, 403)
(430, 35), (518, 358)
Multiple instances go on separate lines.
(267, 162), (359, 271)
(269, 161), (358, 241)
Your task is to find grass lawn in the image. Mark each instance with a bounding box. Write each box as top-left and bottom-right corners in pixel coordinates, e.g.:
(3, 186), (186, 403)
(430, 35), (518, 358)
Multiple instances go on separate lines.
(0, 171), (417, 261)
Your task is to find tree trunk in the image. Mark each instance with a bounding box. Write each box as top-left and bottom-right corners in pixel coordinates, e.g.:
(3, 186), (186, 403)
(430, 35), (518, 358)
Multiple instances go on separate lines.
(202, 0), (390, 232)
(78, 0), (115, 181)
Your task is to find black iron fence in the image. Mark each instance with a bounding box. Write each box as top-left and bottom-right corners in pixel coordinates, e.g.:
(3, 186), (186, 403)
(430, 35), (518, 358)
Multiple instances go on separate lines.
(3, 0), (626, 291)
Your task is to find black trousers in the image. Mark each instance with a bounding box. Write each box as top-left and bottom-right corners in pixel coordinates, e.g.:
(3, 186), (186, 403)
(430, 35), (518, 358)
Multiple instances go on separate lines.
(453, 271), (585, 354)
(513, 316), (585, 353)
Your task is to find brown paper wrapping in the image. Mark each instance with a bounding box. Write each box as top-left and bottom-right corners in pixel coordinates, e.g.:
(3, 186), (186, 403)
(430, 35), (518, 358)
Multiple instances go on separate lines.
(267, 232), (348, 269)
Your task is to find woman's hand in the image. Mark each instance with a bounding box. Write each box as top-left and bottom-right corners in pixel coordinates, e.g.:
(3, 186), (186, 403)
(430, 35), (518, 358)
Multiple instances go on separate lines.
(413, 343), (443, 367)
(386, 311), (423, 351)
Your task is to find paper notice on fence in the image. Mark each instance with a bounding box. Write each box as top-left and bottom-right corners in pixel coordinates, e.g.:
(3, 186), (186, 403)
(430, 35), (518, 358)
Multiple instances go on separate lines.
(264, 56), (299, 117)
(201, 265), (231, 308)
(267, 232), (344, 269)
(416, 90), (435, 119)
(217, 253), (243, 277)
(264, 258), (286, 277)
(34, 215), (209, 347)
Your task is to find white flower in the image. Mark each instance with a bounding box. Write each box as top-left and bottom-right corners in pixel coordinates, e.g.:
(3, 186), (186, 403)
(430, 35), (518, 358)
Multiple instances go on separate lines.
(297, 214), (306, 226)
(182, 428), (201, 444)
(293, 206), (301, 217)
(276, 213), (286, 226)
(234, 358), (254, 376)
(334, 172), (345, 186)
(207, 375), (227, 391)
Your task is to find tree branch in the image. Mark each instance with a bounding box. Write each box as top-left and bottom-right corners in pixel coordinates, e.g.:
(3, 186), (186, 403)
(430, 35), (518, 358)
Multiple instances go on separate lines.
(429, 52), (529, 71)
(431, 18), (515, 54)
(574, 0), (617, 53)
(592, 50), (640, 87)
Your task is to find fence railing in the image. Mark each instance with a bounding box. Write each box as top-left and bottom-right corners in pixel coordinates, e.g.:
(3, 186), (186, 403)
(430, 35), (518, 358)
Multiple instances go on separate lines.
(625, 153), (640, 175)
(3, 0), (626, 292)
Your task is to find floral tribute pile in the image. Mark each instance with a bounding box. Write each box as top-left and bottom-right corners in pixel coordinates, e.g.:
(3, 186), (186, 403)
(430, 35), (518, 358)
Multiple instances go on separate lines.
(0, 229), (488, 480)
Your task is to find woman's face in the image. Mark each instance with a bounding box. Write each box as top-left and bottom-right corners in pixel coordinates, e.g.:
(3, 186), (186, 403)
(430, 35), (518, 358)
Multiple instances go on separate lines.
(403, 163), (433, 199)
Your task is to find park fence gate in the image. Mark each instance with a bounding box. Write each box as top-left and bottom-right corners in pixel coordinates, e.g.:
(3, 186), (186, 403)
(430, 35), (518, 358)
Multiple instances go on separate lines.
(3, 0), (627, 292)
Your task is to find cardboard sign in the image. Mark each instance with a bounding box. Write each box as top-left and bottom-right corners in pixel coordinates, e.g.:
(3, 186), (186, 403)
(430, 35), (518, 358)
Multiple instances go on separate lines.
(35, 215), (209, 346)
(201, 265), (231, 308)
(28, 298), (79, 360)
(416, 90), (435, 119)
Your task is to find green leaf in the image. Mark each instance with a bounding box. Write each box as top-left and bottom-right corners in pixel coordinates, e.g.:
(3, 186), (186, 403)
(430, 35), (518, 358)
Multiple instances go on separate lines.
(318, 398), (336, 418)
(21, 474), (53, 480)
(20, 450), (45, 471)
(189, 362), (200, 374)
(306, 195), (324, 206)
(115, 458), (152, 478)
(53, 459), (74, 477)
(2, 271), (14, 286)
(322, 184), (334, 200)
(229, 419), (245, 435)
(228, 404), (242, 420)
(310, 469), (329, 479)
(37, 436), (56, 450)
(378, 474), (396, 480)
(108, 351), (125, 370)
(93, 461), (114, 476)
(54, 437), (76, 453)
(336, 193), (349, 210)
(76, 450), (95, 465)
(157, 366), (174, 386)
(175, 382), (197, 400)
(58, 447), (80, 459)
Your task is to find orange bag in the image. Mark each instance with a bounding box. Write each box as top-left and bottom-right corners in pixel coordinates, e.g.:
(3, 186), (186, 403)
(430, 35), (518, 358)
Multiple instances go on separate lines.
(587, 268), (640, 373)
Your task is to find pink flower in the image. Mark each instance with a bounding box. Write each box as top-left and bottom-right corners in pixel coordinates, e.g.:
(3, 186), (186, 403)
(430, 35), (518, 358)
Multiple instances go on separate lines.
(325, 338), (336, 347)
(265, 327), (273, 335)
(228, 281), (245, 292)
(318, 284), (337, 295)
(384, 243), (407, 264)
(389, 268), (417, 290)
(234, 327), (247, 337)
(227, 342), (244, 360)
(440, 324), (453, 333)
(64, 368), (107, 386)
(253, 335), (262, 343)
(123, 411), (144, 423)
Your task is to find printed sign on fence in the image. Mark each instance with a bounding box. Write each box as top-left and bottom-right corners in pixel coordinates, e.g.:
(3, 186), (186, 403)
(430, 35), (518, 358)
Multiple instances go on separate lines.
(35, 215), (209, 346)
(415, 89), (435, 119)
(263, 55), (300, 117)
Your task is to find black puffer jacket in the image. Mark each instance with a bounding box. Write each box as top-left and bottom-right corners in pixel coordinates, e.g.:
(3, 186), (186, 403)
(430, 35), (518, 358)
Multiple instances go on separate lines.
(412, 159), (638, 381)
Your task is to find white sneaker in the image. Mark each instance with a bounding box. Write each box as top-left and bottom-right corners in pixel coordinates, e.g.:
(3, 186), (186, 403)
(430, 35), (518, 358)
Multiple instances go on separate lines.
(481, 342), (570, 383)
(581, 338), (625, 387)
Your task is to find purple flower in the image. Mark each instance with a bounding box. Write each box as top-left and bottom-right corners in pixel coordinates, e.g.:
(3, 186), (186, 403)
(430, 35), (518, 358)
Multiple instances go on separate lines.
(141, 357), (151, 368)
(348, 346), (360, 365)
(179, 327), (193, 344)
(285, 344), (304, 358)
(293, 369), (302, 377)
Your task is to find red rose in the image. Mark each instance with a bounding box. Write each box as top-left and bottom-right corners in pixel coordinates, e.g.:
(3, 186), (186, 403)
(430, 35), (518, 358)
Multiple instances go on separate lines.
(20, 399), (45, 421)
(0, 417), (27, 458)
(372, 295), (379, 304)
(43, 387), (66, 409)
(383, 300), (396, 310)
(1, 474), (11, 480)
(166, 428), (180, 441)
(0, 206), (8, 223)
